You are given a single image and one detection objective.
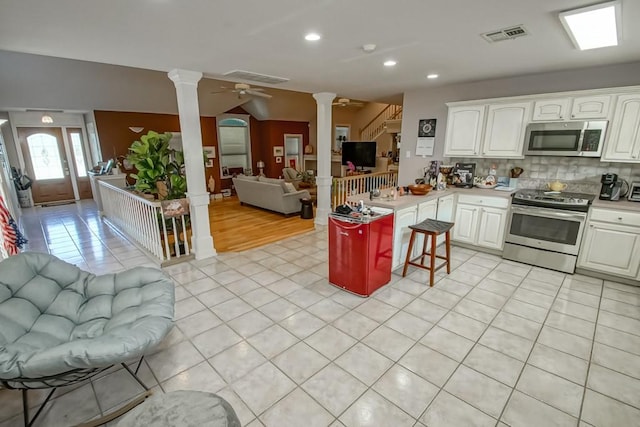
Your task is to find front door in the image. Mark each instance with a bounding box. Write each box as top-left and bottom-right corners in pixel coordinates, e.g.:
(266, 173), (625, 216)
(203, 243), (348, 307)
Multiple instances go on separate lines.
(66, 128), (92, 199)
(18, 127), (75, 204)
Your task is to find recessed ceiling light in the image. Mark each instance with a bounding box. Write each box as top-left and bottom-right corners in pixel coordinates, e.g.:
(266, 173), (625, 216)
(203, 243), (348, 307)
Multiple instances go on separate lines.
(559, 0), (621, 50)
(427, 74), (439, 79)
(384, 60), (397, 67)
(305, 33), (321, 41)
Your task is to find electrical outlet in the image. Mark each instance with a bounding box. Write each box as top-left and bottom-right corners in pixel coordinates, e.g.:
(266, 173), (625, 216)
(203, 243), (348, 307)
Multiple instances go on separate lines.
(406, 150), (410, 158)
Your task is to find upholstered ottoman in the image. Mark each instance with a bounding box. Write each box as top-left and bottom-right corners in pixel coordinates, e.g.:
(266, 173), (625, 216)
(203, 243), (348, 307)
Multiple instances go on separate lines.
(116, 390), (241, 427)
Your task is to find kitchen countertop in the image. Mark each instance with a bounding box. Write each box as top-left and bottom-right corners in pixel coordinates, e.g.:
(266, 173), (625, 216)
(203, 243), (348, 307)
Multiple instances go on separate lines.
(346, 186), (516, 210)
(591, 198), (640, 213)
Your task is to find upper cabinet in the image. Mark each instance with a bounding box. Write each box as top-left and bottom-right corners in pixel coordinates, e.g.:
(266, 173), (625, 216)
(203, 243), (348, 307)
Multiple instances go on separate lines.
(602, 94), (640, 162)
(444, 102), (529, 158)
(570, 95), (611, 119)
(532, 99), (570, 121)
(482, 102), (530, 157)
(443, 105), (485, 157)
(445, 86), (639, 161)
(531, 96), (611, 121)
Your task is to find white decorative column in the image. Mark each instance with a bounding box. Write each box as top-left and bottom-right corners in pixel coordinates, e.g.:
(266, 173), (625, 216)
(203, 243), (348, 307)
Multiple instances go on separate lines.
(168, 69), (216, 259)
(312, 92), (336, 227)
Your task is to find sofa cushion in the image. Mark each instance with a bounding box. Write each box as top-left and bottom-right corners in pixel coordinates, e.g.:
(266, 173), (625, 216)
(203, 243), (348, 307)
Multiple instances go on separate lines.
(235, 174), (258, 181)
(258, 176), (284, 185)
(283, 182), (297, 193)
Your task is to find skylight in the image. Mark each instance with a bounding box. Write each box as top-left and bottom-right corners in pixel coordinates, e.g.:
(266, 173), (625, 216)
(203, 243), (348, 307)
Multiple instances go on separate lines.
(559, 0), (621, 50)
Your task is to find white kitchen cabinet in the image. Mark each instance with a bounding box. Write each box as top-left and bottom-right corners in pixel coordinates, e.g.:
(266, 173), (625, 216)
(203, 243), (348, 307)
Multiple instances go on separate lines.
(482, 102), (531, 158)
(437, 195), (455, 222)
(579, 222), (640, 279)
(452, 203), (479, 244)
(570, 95), (611, 119)
(532, 99), (570, 121)
(602, 94), (640, 162)
(391, 205), (418, 271)
(444, 105), (485, 157)
(578, 207), (640, 279)
(452, 195), (509, 250)
(476, 207), (508, 249)
(436, 194), (455, 246)
(413, 199), (438, 257)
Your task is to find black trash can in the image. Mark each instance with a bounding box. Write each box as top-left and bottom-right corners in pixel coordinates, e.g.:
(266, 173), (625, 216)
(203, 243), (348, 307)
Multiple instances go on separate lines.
(300, 198), (314, 219)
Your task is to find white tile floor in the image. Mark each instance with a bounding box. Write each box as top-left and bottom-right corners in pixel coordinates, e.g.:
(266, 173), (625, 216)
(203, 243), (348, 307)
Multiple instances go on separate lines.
(1, 201), (640, 426)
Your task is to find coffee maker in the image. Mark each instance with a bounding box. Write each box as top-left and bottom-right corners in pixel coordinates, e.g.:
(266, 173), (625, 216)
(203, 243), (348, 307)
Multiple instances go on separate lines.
(600, 173), (629, 201)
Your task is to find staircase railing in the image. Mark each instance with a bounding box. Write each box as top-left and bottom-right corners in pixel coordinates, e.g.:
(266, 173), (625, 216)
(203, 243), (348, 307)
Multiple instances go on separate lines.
(359, 104), (403, 141)
(98, 181), (192, 265)
(332, 171), (398, 208)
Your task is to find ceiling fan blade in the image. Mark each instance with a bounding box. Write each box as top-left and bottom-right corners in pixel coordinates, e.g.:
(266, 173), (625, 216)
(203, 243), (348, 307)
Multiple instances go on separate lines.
(247, 89), (272, 99)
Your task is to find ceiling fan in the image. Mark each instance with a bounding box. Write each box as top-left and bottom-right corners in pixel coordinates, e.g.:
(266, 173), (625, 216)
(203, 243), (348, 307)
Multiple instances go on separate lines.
(332, 98), (364, 107)
(211, 83), (272, 99)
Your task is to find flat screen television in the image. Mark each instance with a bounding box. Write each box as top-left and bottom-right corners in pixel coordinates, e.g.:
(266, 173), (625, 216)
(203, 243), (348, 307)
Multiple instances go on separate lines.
(341, 141), (377, 168)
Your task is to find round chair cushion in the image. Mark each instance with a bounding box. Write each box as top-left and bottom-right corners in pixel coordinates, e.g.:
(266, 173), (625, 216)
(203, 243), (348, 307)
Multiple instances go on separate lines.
(0, 252), (174, 381)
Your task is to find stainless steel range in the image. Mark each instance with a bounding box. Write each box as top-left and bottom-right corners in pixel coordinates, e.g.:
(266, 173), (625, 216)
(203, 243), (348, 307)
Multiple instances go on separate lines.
(503, 189), (596, 273)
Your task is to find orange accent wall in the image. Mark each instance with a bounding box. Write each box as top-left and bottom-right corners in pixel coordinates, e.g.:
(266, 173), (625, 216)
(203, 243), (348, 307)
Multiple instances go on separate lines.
(93, 110), (220, 189)
(258, 121), (310, 177)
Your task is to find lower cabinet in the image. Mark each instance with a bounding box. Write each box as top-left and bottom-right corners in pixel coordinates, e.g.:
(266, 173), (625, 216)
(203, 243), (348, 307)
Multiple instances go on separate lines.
(413, 199), (438, 259)
(452, 195), (509, 250)
(578, 220), (640, 279)
(391, 205), (418, 271)
(477, 207), (508, 249)
(452, 204), (479, 244)
(390, 193), (509, 271)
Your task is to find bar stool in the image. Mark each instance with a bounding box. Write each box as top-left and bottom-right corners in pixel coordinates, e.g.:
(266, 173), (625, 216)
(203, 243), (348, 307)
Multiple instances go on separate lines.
(402, 218), (454, 286)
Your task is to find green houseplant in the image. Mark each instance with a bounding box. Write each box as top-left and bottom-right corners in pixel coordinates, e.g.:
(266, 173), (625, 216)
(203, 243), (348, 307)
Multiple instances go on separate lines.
(127, 131), (187, 200)
(296, 170), (315, 188)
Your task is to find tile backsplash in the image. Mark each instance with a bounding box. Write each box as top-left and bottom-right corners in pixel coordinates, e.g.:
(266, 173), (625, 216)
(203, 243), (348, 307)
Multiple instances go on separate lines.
(447, 156), (640, 194)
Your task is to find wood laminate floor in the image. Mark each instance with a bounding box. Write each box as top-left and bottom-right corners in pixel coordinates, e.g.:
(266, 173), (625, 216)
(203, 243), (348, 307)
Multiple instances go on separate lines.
(208, 196), (315, 252)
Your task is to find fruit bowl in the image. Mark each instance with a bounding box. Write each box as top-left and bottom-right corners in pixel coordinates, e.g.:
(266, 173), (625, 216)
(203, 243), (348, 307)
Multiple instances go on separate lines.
(474, 183), (498, 189)
(408, 184), (432, 195)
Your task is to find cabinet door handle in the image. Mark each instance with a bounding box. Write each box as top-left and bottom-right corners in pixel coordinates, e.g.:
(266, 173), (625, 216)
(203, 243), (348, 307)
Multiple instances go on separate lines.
(617, 217), (623, 221)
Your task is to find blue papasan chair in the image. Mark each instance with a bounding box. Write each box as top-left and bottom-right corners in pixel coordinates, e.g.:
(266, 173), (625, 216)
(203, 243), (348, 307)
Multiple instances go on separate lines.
(0, 252), (175, 427)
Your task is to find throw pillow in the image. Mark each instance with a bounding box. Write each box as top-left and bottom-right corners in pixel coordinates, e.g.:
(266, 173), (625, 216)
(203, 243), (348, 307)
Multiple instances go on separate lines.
(283, 182), (297, 193)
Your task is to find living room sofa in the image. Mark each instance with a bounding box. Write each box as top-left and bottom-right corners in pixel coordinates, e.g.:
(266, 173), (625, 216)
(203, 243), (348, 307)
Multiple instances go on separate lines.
(232, 175), (310, 215)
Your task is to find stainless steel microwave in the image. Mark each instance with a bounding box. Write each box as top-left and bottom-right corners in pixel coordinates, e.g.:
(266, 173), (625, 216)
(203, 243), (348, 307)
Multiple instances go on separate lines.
(524, 120), (607, 157)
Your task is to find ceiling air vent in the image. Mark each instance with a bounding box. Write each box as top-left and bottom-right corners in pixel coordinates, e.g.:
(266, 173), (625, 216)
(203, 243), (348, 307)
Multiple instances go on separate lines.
(223, 70), (289, 85)
(481, 25), (528, 43)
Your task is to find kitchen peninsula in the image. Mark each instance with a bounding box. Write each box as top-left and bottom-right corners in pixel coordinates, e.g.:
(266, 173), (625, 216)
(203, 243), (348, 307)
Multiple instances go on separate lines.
(347, 187), (516, 271)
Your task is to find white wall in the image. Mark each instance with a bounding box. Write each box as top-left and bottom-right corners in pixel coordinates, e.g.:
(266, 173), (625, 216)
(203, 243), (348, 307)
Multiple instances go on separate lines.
(398, 61), (640, 185)
(0, 50), (317, 119)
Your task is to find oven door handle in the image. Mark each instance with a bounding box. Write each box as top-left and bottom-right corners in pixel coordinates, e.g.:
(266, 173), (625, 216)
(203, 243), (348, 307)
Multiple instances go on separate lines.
(510, 205), (586, 221)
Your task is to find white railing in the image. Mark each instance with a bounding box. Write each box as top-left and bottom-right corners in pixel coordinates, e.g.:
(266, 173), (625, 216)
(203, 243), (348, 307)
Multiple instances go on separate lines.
(332, 171), (398, 208)
(359, 104), (403, 141)
(98, 181), (192, 265)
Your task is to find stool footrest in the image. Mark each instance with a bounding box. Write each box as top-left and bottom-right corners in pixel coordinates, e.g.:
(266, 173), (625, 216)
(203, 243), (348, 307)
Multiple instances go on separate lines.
(407, 257), (448, 274)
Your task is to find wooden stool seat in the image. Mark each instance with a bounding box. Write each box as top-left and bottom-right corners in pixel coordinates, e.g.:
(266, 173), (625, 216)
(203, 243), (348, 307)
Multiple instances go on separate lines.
(402, 218), (454, 286)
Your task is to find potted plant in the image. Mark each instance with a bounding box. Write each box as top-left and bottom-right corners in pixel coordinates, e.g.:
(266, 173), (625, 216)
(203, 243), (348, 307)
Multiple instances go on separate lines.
(296, 170), (315, 188)
(126, 131), (187, 200)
